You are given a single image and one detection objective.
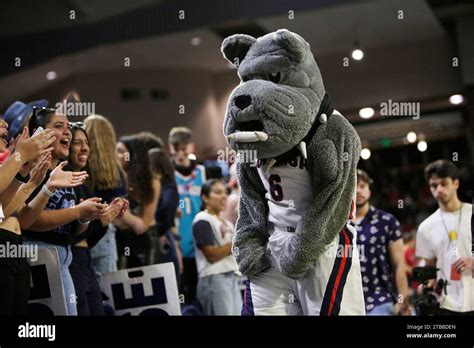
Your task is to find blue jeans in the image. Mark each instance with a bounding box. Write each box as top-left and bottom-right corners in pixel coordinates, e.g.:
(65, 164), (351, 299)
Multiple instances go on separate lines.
(91, 224), (118, 276)
(197, 272), (242, 315)
(367, 302), (394, 316)
(25, 241), (77, 316)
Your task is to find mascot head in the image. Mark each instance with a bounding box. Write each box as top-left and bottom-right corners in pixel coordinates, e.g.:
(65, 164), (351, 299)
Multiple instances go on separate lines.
(222, 29), (326, 160)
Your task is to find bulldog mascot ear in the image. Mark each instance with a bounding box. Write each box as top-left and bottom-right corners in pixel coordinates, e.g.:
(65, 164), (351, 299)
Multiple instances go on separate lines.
(221, 34), (256, 67)
(272, 29), (307, 62)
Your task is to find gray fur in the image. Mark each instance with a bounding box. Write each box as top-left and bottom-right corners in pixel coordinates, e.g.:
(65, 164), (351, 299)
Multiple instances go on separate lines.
(222, 29), (361, 279)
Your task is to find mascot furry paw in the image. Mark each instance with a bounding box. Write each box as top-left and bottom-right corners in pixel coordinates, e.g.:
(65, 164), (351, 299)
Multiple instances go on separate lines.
(222, 29), (365, 315)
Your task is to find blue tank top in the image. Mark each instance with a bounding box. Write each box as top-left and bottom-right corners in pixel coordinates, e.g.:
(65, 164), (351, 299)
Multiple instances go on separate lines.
(175, 165), (206, 257)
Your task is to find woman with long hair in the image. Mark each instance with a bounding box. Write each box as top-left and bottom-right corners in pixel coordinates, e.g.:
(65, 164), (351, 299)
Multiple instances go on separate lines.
(83, 115), (145, 274)
(149, 147), (181, 284)
(67, 122), (126, 315)
(116, 132), (162, 268)
(21, 108), (107, 316)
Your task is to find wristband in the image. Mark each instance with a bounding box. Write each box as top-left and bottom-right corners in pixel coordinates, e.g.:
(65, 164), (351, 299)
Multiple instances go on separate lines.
(15, 172), (28, 183)
(78, 218), (91, 225)
(41, 185), (56, 198)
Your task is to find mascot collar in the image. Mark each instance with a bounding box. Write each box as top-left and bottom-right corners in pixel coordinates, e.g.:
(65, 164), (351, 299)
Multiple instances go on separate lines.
(268, 93), (334, 168)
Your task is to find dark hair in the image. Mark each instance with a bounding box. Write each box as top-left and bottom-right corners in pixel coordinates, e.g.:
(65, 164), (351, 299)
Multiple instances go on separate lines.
(118, 134), (158, 204)
(149, 148), (176, 185)
(200, 179), (225, 210)
(136, 131), (163, 149)
(168, 127), (192, 147)
(357, 168), (373, 186)
(28, 107), (57, 135)
(68, 124), (89, 170)
(69, 122), (88, 141)
(424, 160), (459, 181)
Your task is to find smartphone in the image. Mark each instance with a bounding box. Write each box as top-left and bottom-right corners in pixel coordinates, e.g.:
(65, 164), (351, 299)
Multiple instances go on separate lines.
(32, 126), (44, 137)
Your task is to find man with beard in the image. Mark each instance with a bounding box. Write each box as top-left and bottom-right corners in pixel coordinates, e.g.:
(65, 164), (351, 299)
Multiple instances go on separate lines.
(416, 160), (473, 315)
(353, 169), (410, 315)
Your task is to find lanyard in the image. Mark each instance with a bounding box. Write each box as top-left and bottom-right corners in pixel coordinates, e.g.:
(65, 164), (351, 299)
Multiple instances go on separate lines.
(439, 203), (463, 244)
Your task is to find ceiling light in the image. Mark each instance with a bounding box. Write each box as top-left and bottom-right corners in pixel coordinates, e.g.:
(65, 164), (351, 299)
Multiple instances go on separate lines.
(190, 37), (202, 46)
(417, 141), (427, 152)
(352, 48), (364, 60)
(360, 148), (371, 160)
(406, 132), (417, 143)
(449, 94), (463, 105)
(359, 107), (374, 119)
(46, 71), (57, 80)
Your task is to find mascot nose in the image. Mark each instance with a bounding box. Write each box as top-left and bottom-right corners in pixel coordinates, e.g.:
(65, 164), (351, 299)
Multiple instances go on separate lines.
(234, 95), (252, 110)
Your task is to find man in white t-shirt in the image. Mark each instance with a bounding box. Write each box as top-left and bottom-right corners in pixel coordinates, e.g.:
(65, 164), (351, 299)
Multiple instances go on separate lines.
(416, 160), (473, 315)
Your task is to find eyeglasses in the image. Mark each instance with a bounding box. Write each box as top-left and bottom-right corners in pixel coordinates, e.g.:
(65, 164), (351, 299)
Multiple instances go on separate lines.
(68, 121), (86, 132)
(32, 106), (57, 119)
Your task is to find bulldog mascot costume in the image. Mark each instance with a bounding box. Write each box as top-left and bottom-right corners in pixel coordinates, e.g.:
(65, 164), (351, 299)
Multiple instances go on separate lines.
(221, 29), (365, 315)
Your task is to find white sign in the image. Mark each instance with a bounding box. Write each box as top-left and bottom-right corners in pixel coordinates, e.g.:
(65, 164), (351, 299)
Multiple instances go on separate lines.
(28, 247), (67, 316)
(100, 262), (181, 316)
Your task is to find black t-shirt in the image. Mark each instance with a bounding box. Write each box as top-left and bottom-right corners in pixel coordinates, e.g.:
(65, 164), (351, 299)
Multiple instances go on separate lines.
(155, 181), (179, 236)
(93, 169), (127, 204)
(73, 183), (109, 248)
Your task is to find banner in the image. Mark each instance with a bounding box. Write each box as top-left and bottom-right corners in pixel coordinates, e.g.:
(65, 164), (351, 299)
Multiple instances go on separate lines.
(100, 262), (181, 316)
(28, 247), (67, 316)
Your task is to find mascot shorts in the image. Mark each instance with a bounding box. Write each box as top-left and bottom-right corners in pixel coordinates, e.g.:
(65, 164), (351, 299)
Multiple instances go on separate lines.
(242, 224), (366, 315)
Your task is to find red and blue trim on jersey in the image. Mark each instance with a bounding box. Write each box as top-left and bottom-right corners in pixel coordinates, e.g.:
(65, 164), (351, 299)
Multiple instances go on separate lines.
(241, 276), (255, 316)
(320, 226), (354, 316)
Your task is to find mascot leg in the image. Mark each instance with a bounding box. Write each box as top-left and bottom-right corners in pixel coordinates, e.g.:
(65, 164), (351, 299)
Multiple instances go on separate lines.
(294, 223), (366, 315)
(241, 228), (304, 315)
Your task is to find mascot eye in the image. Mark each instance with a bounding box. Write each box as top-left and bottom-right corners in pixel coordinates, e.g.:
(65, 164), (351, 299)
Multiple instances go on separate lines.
(268, 72), (281, 83)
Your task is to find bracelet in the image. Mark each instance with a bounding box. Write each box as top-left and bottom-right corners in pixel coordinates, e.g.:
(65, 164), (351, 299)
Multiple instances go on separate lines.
(41, 185), (56, 198)
(15, 172), (28, 183)
(78, 218), (91, 225)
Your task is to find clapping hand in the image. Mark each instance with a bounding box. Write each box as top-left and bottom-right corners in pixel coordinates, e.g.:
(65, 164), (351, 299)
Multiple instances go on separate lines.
(46, 161), (88, 191)
(28, 152), (52, 187)
(77, 197), (108, 222)
(15, 127), (55, 163)
(100, 198), (125, 226)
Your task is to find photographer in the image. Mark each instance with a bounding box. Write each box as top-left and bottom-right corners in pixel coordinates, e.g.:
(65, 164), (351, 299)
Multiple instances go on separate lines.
(416, 160), (473, 315)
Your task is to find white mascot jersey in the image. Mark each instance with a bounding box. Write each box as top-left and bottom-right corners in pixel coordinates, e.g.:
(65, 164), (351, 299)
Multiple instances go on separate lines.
(250, 151), (365, 315)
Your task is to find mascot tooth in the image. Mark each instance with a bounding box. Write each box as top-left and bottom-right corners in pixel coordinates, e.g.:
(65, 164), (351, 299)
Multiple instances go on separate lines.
(227, 131), (268, 143)
(263, 158), (277, 175)
(222, 29), (365, 315)
(319, 113), (328, 124)
(297, 141), (307, 159)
